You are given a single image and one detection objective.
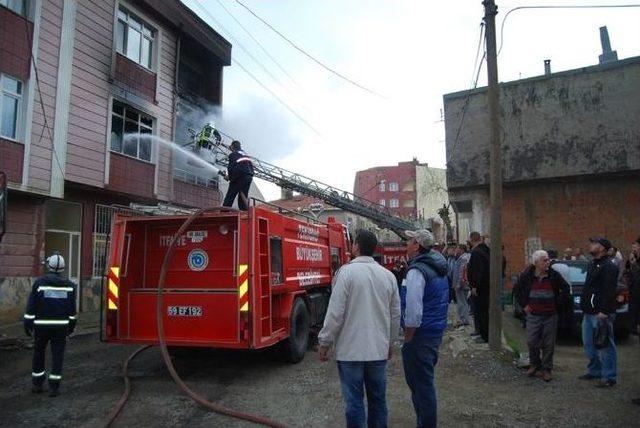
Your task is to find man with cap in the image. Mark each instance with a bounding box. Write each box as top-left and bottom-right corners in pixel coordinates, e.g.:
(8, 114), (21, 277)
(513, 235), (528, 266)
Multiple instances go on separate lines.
(221, 140), (254, 211)
(23, 253), (77, 397)
(579, 237), (619, 388)
(401, 229), (449, 428)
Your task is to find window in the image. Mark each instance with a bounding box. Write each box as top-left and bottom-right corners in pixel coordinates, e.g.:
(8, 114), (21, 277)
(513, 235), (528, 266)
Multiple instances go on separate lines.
(378, 181), (386, 192)
(110, 100), (153, 161)
(0, 74), (22, 140)
(389, 182), (399, 192)
(0, 0), (25, 15)
(389, 199), (399, 208)
(270, 237), (283, 285)
(116, 6), (155, 69)
(379, 199), (386, 207)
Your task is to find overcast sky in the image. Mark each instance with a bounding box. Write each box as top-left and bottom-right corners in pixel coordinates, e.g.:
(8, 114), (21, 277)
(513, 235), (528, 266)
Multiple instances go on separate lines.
(181, 0), (640, 201)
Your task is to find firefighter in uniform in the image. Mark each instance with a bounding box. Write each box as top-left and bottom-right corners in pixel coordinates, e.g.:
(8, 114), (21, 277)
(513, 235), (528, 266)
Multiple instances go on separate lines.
(23, 254), (77, 397)
(221, 140), (254, 211)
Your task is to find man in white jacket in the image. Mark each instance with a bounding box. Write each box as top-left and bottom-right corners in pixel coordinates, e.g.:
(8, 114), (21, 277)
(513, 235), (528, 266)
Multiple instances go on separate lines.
(318, 230), (401, 428)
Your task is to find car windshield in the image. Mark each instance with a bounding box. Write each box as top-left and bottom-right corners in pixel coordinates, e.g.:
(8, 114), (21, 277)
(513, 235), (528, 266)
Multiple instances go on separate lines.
(565, 264), (588, 283)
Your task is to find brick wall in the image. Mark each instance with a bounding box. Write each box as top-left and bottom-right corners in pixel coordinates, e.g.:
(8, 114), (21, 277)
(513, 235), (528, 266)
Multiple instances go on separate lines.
(0, 6), (32, 80)
(172, 179), (221, 208)
(0, 138), (24, 183)
(108, 152), (155, 199)
(114, 53), (156, 103)
(497, 175), (640, 277)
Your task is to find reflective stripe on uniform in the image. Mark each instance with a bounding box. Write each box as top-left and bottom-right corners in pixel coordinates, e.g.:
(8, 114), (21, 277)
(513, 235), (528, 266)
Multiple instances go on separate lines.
(32, 371), (46, 377)
(236, 157), (252, 163)
(24, 314), (36, 320)
(69, 315), (77, 320)
(37, 286), (73, 292)
(48, 374), (62, 380)
(34, 320), (69, 325)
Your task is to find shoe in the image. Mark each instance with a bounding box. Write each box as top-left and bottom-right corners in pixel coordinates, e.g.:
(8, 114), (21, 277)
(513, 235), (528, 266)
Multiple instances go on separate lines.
(474, 337), (487, 344)
(541, 371), (552, 382)
(526, 366), (537, 377)
(578, 374), (600, 381)
(49, 389), (60, 397)
(595, 379), (617, 388)
(632, 398), (640, 406)
(31, 385), (44, 394)
(470, 332), (481, 337)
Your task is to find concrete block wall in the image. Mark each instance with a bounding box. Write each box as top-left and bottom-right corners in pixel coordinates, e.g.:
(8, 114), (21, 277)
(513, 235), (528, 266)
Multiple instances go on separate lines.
(444, 58), (640, 190)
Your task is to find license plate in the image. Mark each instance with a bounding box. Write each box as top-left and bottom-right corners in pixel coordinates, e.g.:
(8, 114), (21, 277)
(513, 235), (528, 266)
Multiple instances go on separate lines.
(167, 306), (203, 317)
(573, 295), (581, 305)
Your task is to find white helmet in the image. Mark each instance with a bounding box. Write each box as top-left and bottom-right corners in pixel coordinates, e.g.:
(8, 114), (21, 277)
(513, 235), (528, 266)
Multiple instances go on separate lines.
(46, 254), (65, 273)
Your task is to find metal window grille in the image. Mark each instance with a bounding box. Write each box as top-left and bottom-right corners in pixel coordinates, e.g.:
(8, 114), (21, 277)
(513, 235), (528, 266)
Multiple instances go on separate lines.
(92, 204), (142, 277)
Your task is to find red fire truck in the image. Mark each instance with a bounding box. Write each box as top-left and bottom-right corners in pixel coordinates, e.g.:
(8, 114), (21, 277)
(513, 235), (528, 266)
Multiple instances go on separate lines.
(103, 206), (350, 362)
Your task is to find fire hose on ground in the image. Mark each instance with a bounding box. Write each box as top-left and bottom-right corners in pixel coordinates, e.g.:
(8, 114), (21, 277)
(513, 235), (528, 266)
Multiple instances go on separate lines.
(104, 205), (288, 428)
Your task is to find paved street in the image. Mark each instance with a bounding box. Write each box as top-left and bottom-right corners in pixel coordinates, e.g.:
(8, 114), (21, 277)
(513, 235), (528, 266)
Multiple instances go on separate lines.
(1, 310), (639, 427)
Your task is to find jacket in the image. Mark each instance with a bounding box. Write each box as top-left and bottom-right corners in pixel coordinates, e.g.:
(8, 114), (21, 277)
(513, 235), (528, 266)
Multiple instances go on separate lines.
(625, 258), (640, 303)
(24, 273), (77, 329)
(581, 256), (619, 315)
(468, 243), (491, 298)
(402, 250), (449, 338)
(452, 252), (471, 291)
(227, 150), (254, 181)
(514, 265), (571, 313)
(318, 256), (401, 361)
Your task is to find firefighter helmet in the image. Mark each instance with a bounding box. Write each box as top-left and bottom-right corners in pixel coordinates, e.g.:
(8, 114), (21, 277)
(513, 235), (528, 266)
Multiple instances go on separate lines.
(45, 254), (65, 273)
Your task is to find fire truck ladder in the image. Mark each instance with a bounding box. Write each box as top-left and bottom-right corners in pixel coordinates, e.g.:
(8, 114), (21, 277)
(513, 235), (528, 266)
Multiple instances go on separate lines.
(210, 142), (416, 238)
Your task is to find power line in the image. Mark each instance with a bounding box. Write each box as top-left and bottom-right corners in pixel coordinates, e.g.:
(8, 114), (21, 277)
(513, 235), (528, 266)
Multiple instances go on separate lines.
(232, 60), (323, 137)
(498, 4), (640, 57)
(192, 0), (291, 95)
(188, 0), (321, 137)
(212, 0), (301, 89)
(234, 0), (388, 100)
(446, 24), (487, 166)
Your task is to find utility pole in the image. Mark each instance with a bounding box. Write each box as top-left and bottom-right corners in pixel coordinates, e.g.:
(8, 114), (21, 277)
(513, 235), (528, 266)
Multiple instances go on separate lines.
(483, 0), (503, 351)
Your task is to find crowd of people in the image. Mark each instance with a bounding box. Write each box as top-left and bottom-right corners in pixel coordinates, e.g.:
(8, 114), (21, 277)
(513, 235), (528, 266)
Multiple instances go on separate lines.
(316, 229), (640, 427)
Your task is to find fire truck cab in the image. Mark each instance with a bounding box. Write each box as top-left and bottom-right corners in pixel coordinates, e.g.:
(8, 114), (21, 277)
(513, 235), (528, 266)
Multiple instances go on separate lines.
(103, 206), (350, 362)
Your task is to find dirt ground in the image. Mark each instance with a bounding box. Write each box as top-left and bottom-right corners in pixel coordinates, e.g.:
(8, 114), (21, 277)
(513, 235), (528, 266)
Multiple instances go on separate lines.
(1, 309), (639, 427)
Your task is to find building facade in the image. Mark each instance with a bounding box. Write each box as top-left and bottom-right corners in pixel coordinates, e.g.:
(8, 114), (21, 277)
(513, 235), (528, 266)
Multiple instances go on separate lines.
(353, 159), (448, 240)
(0, 0), (233, 324)
(444, 55), (640, 278)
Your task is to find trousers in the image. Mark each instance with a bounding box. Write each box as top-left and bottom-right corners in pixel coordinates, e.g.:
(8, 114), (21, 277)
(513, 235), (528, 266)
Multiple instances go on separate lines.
(32, 326), (67, 389)
(223, 175), (253, 210)
(337, 360), (388, 428)
(526, 313), (558, 371)
(402, 334), (443, 428)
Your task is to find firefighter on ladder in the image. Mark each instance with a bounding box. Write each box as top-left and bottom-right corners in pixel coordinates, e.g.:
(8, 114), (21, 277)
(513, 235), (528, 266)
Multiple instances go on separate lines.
(220, 140), (254, 211)
(23, 254), (77, 397)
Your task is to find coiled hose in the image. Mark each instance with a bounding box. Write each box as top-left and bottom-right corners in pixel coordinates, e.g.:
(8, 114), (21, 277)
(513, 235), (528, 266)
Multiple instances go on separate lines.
(105, 207), (288, 428)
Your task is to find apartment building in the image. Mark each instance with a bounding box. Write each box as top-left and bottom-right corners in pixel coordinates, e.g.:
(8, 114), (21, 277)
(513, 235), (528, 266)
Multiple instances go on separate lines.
(0, 0), (232, 323)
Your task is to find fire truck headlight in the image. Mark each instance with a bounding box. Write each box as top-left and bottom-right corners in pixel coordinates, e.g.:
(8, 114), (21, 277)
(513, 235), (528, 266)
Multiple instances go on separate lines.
(219, 224), (229, 235)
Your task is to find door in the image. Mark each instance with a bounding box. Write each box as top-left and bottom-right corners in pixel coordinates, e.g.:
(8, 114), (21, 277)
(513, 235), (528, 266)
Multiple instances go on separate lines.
(45, 200), (82, 309)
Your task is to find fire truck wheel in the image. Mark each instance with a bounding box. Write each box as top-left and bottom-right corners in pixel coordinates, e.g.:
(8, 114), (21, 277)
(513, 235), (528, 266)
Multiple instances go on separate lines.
(281, 298), (310, 363)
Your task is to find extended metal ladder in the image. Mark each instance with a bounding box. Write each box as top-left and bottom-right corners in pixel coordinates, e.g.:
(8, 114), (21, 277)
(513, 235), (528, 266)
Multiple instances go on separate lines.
(208, 141), (416, 239)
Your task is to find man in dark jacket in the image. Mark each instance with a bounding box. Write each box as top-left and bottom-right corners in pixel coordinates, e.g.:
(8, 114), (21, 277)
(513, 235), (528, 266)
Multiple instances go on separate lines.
(579, 237), (619, 388)
(221, 140), (254, 211)
(514, 250), (570, 382)
(23, 254), (77, 397)
(402, 229), (449, 428)
(467, 231), (490, 343)
(626, 237), (640, 336)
